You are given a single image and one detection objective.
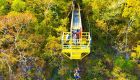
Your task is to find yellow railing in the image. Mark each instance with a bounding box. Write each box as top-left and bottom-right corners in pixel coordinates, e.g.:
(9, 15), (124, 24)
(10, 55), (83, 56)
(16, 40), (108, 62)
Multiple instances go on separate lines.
(62, 32), (90, 49)
(62, 32), (91, 59)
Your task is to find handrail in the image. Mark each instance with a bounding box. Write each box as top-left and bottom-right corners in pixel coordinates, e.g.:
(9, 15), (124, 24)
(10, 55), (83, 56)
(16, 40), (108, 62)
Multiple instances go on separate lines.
(63, 45), (90, 49)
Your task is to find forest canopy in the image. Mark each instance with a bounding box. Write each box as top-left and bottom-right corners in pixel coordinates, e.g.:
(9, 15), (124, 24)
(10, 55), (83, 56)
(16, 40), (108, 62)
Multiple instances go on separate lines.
(0, 0), (140, 80)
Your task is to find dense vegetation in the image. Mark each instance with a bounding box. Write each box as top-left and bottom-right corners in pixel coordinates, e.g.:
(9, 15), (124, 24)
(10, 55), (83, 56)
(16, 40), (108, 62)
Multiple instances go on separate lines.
(0, 0), (140, 80)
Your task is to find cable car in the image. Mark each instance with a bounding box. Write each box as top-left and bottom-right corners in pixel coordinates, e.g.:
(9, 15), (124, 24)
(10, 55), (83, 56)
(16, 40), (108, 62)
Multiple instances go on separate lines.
(61, 2), (91, 59)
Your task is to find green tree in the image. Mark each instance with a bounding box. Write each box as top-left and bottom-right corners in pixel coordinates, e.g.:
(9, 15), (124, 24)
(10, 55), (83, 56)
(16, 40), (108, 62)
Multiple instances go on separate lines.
(11, 0), (26, 12)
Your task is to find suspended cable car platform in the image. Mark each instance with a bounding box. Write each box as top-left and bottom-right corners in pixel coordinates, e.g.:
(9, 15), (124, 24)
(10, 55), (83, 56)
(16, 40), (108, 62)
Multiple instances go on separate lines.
(61, 3), (91, 59)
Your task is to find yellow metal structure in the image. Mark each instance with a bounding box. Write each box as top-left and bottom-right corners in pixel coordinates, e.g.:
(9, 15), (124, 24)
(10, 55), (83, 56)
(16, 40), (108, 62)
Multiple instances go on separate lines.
(61, 3), (91, 59)
(62, 32), (91, 59)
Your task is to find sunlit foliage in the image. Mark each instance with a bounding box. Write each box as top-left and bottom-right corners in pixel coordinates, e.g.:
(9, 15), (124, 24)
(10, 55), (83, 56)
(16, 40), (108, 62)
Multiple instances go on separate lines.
(0, 0), (140, 79)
